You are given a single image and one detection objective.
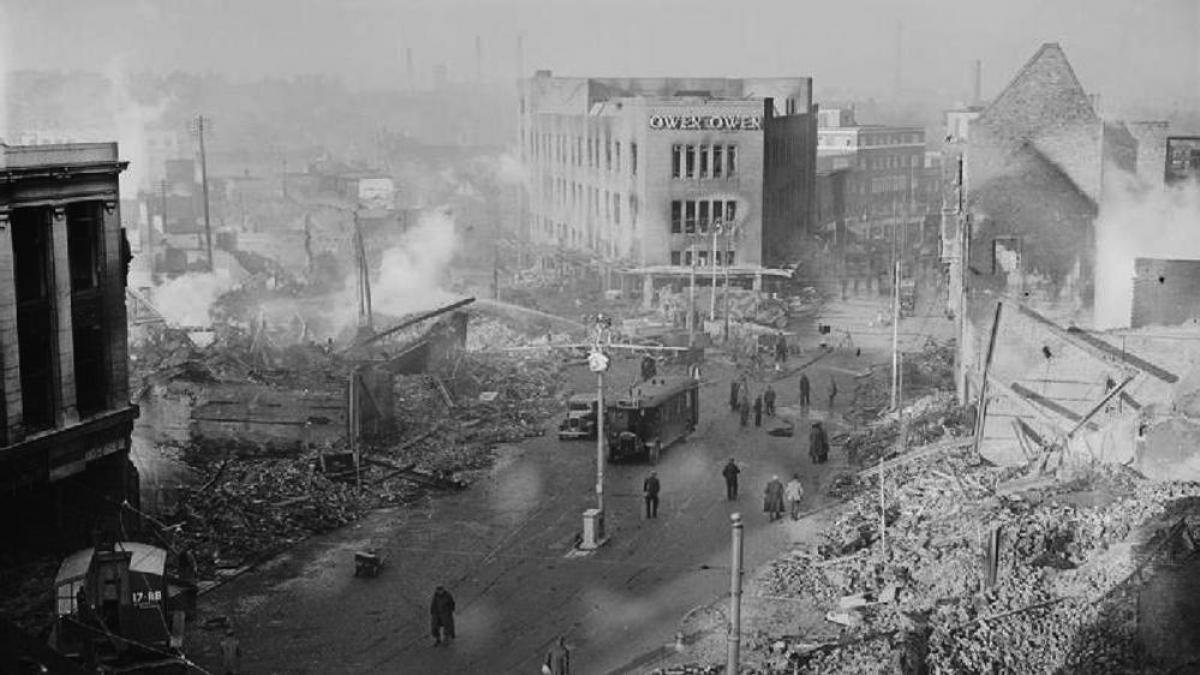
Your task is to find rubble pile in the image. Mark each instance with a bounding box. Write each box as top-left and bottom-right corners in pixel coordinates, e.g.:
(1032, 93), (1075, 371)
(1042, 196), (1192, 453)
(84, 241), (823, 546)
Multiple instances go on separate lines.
(836, 393), (972, 470)
(849, 339), (957, 423)
(750, 441), (1200, 673)
(172, 451), (390, 570)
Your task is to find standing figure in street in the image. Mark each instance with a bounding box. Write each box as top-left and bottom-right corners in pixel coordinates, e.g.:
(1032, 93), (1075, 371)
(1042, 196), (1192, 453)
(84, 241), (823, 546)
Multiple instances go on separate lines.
(799, 372), (811, 409)
(643, 471), (661, 519)
(722, 458), (740, 500)
(763, 384), (776, 417)
(545, 635), (571, 675)
(729, 380), (740, 412)
(430, 585), (457, 646)
(753, 394), (763, 427)
(809, 421), (830, 464)
(775, 333), (789, 368)
(785, 474), (805, 520)
(828, 375), (839, 410)
(220, 628), (241, 675)
(739, 392), (751, 428)
(763, 476), (785, 522)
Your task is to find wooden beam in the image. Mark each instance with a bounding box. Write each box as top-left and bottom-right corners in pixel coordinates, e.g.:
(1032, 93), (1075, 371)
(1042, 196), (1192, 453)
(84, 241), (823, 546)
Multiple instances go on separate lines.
(972, 301), (1004, 456)
(1067, 375), (1135, 439)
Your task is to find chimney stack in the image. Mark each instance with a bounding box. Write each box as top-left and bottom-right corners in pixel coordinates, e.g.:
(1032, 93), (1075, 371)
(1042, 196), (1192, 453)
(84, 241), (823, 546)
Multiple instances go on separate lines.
(406, 47), (415, 92)
(475, 36), (483, 83)
(516, 32), (525, 80)
(972, 59), (982, 106)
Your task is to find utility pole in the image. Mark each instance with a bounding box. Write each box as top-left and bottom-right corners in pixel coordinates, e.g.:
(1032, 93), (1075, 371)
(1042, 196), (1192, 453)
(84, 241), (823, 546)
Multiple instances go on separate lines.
(193, 114), (215, 272)
(710, 221), (720, 321)
(891, 260), (901, 410)
(727, 513), (744, 673)
(581, 315), (611, 550)
(155, 180), (167, 276)
(688, 238), (697, 347)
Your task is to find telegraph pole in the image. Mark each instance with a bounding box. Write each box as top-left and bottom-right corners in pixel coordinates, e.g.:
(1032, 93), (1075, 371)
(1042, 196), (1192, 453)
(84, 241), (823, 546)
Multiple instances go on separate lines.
(194, 114), (215, 272)
(688, 239), (697, 347)
(710, 221), (720, 320)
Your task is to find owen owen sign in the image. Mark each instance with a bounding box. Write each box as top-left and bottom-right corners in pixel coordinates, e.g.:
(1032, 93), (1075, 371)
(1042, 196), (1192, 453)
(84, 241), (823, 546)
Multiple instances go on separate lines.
(648, 115), (762, 131)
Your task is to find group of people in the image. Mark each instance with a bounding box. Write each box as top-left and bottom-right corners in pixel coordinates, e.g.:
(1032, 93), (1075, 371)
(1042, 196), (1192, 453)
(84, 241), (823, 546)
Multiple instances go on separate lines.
(722, 460), (808, 521)
(729, 378), (777, 428)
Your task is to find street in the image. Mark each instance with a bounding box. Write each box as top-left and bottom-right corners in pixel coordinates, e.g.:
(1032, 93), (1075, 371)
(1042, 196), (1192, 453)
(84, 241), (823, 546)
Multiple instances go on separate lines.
(186, 341), (876, 674)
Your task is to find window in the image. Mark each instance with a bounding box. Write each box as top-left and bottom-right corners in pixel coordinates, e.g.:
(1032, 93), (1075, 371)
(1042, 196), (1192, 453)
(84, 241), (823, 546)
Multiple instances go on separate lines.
(727, 145), (737, 177)
(631, 143), (638, 176)
(67, 205), (103, 292)
(684, 201), (696, 233)
(726, 251), (735, 266)
(713, 146), (724, 178)
(671, 251), (682, 265)
(614, 193), (621, 224)
(672, 145), (682, 178)
(725, 200), (737, 223)
(630, 194), (638, 230)
(615, 142), (621, 173)
(605, 139), (612, 171)
(699, 145), (709, 178)
(698, 201), (710, 231)
(684, 250), (693, 266)
(671, 201), (682, 233)
(698, 250), (709, 266)
(13, 207), (55, 432)
(685, 145), (696, 178)
(713, 200), (724, 225)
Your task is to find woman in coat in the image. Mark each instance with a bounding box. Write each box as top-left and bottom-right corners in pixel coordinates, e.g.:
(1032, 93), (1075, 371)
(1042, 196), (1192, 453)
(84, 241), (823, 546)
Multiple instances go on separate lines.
(763, 476), (785, 521)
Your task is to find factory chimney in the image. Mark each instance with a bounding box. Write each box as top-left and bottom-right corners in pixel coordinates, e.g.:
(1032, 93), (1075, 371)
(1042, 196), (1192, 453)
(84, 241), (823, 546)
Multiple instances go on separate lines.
(516, 32), (525, 80)
(406, 47), (415, 92)
(475, 36), (483, 83)
(972, 59), (982, 106)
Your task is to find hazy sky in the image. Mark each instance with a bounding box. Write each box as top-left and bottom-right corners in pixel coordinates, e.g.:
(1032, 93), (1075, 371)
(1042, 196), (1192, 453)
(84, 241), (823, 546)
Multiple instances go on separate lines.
(3, 0), (1198, 107)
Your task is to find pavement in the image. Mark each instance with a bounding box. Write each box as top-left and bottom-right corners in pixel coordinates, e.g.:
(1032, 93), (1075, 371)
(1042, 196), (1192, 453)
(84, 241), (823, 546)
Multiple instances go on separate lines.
(185, 295), (951, 675)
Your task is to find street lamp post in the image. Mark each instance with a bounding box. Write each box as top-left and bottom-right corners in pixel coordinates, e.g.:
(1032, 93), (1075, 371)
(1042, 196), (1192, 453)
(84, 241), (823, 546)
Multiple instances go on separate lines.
(581, 314), (611, 550)
(721, 222), (741, 342)
(710, 220), (721, 321)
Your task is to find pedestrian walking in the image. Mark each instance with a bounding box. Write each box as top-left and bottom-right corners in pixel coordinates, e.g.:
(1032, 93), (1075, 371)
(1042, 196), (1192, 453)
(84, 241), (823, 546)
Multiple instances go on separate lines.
(544, 635), (570, 675)
(430, 585), (456, 646)
(753, 394), (763, 427)
(763, 384), (776, 416)
(643, 471), (660, 519)
(220, 628), (242, 675)
(785, 474), (805, 520)
(828, 375), (838, 409)
(722, 458), (740, 500)
(729, 380), (740, 412)
(809, 421), (830, 464)
(739, 394), (750, 428)
(799, 372), (811, 408)
(763, 476), (785, 522)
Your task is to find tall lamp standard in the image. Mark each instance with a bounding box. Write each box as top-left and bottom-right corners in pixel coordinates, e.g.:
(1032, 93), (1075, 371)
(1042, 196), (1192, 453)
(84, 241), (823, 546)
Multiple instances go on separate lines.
(581, 313), (612, 550)
(721, 221), (742, 342)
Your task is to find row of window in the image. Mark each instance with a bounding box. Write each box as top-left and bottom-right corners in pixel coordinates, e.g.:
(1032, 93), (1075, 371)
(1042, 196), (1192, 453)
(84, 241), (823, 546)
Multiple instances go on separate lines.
(536, 215), (624, 259)
(866, 154), (923, 170)
(671, 144), (737, 179)
(669, 200), (738, 234)
(527, 128), (638, 177)
(670, 250), (736, 266)
(543, 177), (638, 229)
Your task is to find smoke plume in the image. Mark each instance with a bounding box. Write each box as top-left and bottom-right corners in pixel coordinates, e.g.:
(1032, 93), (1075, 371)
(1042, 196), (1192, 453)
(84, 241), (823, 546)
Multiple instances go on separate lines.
(153, 272), (236, 327)
(104, 60), (169, 199)
(368, 209), (461, 318)
(1094, 167), (1200, 329)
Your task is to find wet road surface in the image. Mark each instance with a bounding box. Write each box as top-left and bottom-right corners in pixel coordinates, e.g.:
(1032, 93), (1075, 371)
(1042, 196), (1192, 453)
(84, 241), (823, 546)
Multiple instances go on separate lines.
(186, 346), (877, 674)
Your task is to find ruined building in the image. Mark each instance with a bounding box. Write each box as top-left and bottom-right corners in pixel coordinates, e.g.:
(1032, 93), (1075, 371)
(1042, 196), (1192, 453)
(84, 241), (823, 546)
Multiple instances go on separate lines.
(964, 42), (1135, 323)
(0, 143), (137, 546)
(517, 73), (818, 297)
